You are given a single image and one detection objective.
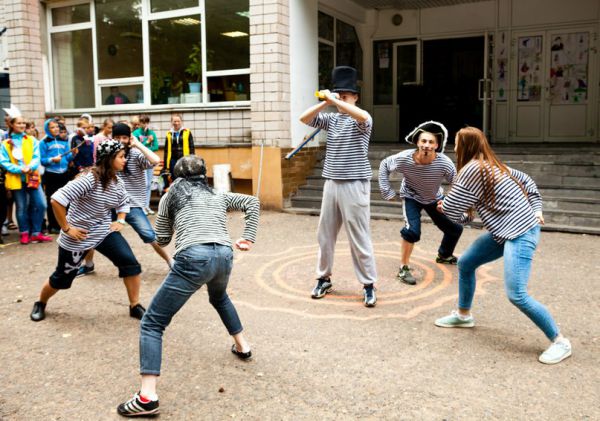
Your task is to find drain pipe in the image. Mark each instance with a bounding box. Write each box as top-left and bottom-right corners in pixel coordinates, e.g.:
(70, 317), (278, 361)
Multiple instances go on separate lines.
(256, 139), (265, 198)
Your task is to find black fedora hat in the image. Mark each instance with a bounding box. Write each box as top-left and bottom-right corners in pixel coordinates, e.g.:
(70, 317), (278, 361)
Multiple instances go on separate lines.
(332, 66), (359, 94)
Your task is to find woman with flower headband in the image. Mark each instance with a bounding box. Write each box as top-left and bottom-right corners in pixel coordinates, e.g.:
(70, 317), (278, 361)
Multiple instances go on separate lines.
(0, 106), (51, 245)
(29, 138), (147, 322)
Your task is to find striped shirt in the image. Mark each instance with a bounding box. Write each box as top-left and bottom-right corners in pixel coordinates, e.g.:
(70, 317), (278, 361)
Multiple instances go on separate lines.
(118, 148), (155, 208)
(52, 172), (130, 251)
(155, 187), (260, 256)
(379, 149), (456, 204)
(442, 160), (542, 243)
(309, 112), (372, 180)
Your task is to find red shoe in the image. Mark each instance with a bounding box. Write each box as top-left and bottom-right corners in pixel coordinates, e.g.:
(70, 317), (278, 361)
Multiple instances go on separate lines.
(20, 233), (30, 245)
(30, 233), (53, 243)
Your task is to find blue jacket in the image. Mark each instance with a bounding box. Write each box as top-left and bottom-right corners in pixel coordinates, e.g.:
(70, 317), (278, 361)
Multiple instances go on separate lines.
(72, 134), (95, 169)
(40, 119), (73, 174)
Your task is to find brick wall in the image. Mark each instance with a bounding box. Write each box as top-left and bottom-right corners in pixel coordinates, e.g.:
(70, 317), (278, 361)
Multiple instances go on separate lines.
(249, 0), (292, 148)
(281, 145), (324, 199)
(57, 109), (252, 146)
(2, 0), (45, 125)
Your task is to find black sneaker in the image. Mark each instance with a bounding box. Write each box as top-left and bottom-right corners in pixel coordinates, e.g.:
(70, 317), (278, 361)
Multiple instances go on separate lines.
(117, 392), (159, 417)
(30, 301), (46, 322)
(363, 285), (377, 307)
(76, 264), (95, 277)
(129, 304), (146, 320)
(311, 277), (332, 299)
(397, 265), (417, 285)
(436, 254), (458, 265)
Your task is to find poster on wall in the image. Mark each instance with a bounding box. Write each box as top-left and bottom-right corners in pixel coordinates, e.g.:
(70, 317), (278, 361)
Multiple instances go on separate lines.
(549, 32), (589, 104)
(495, 31), (508, 102)
(517, 36), (542, 101)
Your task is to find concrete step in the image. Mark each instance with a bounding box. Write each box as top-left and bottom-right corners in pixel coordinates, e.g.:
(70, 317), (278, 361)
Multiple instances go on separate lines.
(282, 207), (600, 235)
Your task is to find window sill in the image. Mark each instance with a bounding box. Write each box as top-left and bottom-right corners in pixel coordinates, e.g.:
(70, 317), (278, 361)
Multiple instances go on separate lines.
(48, 101), (251, 117)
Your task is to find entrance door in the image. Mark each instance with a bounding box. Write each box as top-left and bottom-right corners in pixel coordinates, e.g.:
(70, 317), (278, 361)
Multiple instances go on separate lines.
(511, 28), (596, 141)
(393, 41), (420, 141)
(421, 36), (484, 139)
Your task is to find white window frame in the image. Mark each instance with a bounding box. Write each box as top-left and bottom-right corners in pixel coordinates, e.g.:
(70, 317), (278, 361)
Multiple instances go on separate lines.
(47, 0), (251, 113)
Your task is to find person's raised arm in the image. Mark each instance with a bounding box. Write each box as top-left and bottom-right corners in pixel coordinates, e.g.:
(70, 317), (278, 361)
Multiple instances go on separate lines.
(299, 100), (329, 125)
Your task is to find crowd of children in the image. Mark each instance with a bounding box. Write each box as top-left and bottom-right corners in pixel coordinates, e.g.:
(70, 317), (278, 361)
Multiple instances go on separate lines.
(0, 110), (195, 245)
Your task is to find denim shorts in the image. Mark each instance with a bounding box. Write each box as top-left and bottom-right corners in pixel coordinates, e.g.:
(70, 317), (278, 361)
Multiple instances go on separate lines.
(125, 207), (157, 244)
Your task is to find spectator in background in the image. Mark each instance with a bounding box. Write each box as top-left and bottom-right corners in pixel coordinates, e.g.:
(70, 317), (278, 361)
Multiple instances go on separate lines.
(105, 87), (130, 105)
(162, 114), (194, 190)
(93, 118), (114, 163)
(71, 118), (95, 173)
(132, 114), (159, 215)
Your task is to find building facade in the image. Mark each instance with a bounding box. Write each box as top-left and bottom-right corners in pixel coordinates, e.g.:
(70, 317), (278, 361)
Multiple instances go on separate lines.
(1, 0), (599, 208)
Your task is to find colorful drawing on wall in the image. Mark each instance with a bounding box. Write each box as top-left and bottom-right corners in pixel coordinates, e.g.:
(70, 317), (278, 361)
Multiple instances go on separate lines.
(517, 36), (542, 101)
(496, 31), (508, 102)
(549, 32), (589, 104)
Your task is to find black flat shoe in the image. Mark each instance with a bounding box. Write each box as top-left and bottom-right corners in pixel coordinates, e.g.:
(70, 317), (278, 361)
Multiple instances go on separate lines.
(30, 301), (46, 322)
(129, 303), (146, 320)
(231, 344), (252, 360)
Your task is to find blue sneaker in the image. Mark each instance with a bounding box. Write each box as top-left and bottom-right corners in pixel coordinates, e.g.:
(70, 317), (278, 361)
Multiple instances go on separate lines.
(363, 285), (377, 307)
(311, 277), (332, 299)
(76, 264), (95, 277)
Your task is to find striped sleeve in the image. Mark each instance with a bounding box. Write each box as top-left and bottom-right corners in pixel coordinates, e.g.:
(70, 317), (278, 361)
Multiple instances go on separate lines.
(135, 149), (155, 170)
(225, 193), (260, 243)
(355, 115), (373, 134)
(378, 155), (398, 200)
(308, 113), (334, 131)
(510, 167), (542, 213)
(115, 179), (131, 214)
(155, 193), (174, 247)
(442, 182), (479, 224)
(52, 174), (94, 207)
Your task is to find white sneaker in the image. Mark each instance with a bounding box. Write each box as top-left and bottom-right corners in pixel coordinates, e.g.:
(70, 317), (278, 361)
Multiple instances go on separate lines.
(1, 225), (8, 236)
(434, 310), (475, 328)
(539, 337), (572, 365)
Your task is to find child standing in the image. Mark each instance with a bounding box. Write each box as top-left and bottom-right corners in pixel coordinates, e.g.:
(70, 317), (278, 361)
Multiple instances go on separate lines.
(162, 114), (195, 190)
(71, 118), (95, 173)
(378, 121), (463, 285)
(132, 114), (159, 214)
(40, 119), (74, 233)
(299, 66), (378, 307)
(0, 108), (52, 245)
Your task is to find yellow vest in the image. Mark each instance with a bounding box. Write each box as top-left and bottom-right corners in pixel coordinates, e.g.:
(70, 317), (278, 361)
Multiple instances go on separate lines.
(3, 135), (35, 190)
(165, 129), (190, 170)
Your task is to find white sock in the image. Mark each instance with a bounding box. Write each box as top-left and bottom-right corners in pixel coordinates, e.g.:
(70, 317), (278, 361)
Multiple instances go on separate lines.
(85, 260), (94, 268)
(457, 312), (472, 320)
(140, 392), (158, 402)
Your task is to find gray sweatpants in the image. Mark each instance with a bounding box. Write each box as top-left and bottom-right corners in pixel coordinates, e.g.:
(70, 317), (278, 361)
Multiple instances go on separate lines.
(316, 179), (377, 285)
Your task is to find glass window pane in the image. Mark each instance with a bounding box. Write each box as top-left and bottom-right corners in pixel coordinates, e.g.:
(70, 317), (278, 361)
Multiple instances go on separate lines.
(318, 11), (333, 41)
(397, 44), (417, 84)
(207, 74), (249, 102)
(101, 85), (143, 105)
(373, 41), (392, 105)
(336, 20), (363, 79)
(95, 0), (143, 79)
(149, 15), (202, 105)
(51, 30), (94, 109)
(150, 0), (198, 13)
(318, 43), (334, 90)
(205, 0), (249, 71)
(52, 4), (90, 26)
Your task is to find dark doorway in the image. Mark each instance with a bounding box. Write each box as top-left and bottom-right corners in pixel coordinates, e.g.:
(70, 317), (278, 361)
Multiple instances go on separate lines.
(398, 36), (484, 142)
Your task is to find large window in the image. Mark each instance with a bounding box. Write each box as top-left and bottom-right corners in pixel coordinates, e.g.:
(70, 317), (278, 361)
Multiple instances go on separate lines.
(318, 12), (363, 93)
(47, 0), (250, 110)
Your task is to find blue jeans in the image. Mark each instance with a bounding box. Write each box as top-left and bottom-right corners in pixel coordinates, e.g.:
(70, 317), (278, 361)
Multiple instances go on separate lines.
(126, 207), (156, 243)
(139, 244), (242, 375)
(12, 186), (46, 235)
(145, 168), (153, 208)
(401, 197), (463, 257)
(457, 225), (559, 340)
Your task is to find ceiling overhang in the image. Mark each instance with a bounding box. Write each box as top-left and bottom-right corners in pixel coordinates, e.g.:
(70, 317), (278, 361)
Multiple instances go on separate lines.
(349, 0), (489, 10)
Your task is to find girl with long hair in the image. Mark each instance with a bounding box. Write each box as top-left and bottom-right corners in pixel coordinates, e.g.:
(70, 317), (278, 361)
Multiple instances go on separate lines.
(434, 126), (571, 364)
(30, 139), (146, 322)
(0, 113), (51, 244)
(117, 155), (259, 417)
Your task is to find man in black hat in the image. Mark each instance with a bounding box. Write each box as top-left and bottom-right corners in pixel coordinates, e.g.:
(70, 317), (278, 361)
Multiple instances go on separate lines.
(378, 120), (463, 285)
(299, 66), (378, 307)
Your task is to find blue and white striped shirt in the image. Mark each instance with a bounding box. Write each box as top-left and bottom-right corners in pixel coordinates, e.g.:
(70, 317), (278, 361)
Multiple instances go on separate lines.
(118, 148), (155, 209)
(52, 172), (130, 251)
(442, 160), (542, 243)
(155, 188), (260, 257)
(309, 112), (372, 180)
(379, 149), (456, 204)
